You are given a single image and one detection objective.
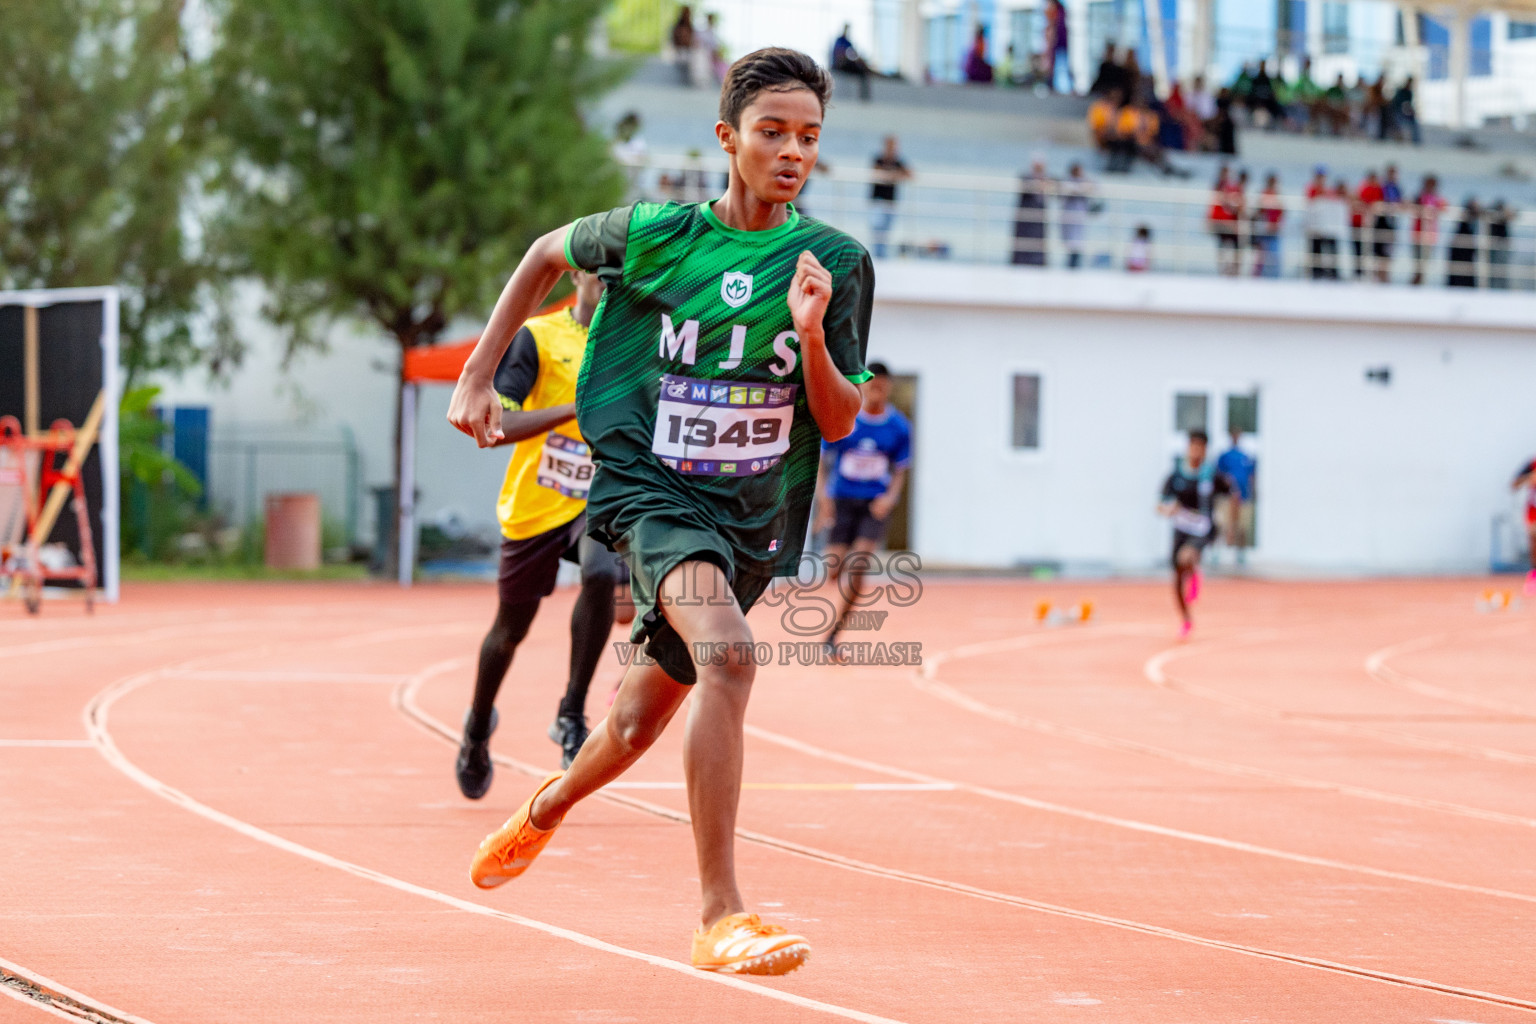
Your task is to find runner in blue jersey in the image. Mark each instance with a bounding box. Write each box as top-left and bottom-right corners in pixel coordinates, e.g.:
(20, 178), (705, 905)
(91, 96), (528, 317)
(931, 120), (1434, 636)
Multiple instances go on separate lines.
(814, 362), (911, 648)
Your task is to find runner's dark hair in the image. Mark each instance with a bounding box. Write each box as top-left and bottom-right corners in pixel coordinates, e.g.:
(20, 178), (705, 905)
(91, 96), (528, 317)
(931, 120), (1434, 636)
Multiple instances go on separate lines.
(719, 48), (832, 128)
(1188, 429), (1209, 445)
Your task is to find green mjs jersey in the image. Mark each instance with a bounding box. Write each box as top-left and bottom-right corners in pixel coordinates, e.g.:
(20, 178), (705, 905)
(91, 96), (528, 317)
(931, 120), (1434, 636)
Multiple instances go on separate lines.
(565, 200), (873, 575)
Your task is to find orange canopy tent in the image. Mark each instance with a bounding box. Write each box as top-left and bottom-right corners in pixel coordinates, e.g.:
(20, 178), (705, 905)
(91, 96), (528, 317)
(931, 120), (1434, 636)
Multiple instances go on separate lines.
(400, 294), (574, 383)
(391, 292), (574, 584)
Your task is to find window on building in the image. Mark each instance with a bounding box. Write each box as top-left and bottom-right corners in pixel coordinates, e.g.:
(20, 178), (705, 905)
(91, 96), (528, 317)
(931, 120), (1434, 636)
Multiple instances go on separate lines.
(1512, 21), (1536, 40)
(1086, 1), (1129, 70)
(1322, 2), (1350, 54)
(926, 14), (962, 82)
(1011, 374), (1041, 449)
(1174, 392), (1208, 434)
(1226, 392), (1259, 435)
(1011, 8), (1045, 56)
(1278, 0), (1307, 55)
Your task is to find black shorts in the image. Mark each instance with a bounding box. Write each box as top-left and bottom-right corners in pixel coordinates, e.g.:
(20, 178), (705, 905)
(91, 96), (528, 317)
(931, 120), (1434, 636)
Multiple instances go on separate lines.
(828, 497), (889, 547)
(1171, 530), (1213, 568)
(613, 508), (775, 687)
(497, 513), (627, 606)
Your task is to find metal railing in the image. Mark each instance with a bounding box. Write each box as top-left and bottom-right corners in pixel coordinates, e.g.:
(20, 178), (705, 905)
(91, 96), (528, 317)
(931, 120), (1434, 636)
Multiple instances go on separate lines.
(627, 154), (1536, 290)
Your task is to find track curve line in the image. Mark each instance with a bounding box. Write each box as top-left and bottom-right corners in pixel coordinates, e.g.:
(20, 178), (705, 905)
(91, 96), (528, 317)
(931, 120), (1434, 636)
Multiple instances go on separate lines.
(1145, 641), (1536, 767)
(82, 660), (909, 1024)
(395, 666), (1536, 1014)
(915, 631), (1536, 829)
(1365, 624), (1536, 720)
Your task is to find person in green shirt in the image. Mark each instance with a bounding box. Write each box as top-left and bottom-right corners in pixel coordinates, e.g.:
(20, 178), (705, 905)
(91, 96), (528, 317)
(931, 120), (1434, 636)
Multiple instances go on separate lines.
(447, 47), (871, 976)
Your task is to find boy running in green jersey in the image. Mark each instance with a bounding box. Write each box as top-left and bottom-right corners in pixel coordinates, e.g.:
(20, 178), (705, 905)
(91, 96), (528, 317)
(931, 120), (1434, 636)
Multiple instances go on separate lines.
(447, 48), (871, 976)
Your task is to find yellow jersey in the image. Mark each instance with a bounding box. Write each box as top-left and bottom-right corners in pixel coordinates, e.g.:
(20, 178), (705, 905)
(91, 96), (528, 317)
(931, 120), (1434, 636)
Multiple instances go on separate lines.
(493, 309), (593, 540)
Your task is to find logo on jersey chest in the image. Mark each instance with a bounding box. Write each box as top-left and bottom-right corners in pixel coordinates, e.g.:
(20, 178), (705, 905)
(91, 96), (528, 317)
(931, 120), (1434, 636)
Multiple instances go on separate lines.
(720, 271), (753, 309)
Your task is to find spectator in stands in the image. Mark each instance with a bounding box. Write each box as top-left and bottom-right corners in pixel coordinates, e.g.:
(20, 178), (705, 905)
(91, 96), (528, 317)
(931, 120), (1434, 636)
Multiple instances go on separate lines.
(1447, 199), (1482, 288)
(1089, 88), (1131, 170)
(1188, 75), (1217, 123)
(1045, 0), (1074, 93)
(1122, 48), (1148, 100)
(1288, 58), (1322, 130)
(1060, 162), (1098, 268)
(612, 111), (648, 199)
(1317, 74), (1351, 135)
(1487, 200), (1514, 289)
(1410, 174), (1446, 286)
(964, 25), (994, 84)
(1127, 224), (1152, 271)
(670, 6), (696, 86)
(1121, 95), (1186, 176)
(1391, 76), (1421, 144)
(869, 135), (913, 260)
(1163, 81), (1194, 151)
(832, 24), (874, 101)
(1246, 61), (1287, 128)
(1230, 62), (1255, 111)
(1305, 169), (1347, 279)
(1089, 43), (1126, 97)
(1209, 89), (1239, 155)
(1209, 165), (1244, 275)
(1373, 164), (1403, 282)
(1251, 173), (1284, 278)
(694, 12), (725, 87)
(1363, 74), (1388, 137)
(1012, 161), (1051, 266)
(1351, 170), (1383, 279)
(998, 43), (1020, 86)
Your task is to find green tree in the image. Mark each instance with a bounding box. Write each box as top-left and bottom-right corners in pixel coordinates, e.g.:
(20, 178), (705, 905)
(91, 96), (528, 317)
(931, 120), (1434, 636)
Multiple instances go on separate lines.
(0, 0), (229, 383)
(208, 0), (626, 566)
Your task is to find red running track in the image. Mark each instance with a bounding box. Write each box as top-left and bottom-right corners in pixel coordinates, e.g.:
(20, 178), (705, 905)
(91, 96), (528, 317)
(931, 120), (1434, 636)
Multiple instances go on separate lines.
(1, 577), (1533, 1022)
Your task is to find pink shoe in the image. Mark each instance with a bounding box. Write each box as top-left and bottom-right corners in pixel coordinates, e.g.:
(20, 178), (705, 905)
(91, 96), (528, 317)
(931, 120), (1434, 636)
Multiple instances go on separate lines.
(1179, 619), (1193, 639)
(1186, 570), (1202, 604)
(1525, 570), (1536, 598)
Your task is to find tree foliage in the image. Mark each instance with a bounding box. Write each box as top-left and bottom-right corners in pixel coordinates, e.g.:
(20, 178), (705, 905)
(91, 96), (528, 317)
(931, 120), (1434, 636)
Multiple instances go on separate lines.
(0, 0), (227, 382)
(208, 0), (627, 356)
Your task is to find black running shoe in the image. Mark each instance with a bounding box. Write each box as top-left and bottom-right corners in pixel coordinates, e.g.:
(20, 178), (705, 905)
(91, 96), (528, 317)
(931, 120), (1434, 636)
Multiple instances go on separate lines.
(455, 707), (498, 800)
(547, 713), (590, 770)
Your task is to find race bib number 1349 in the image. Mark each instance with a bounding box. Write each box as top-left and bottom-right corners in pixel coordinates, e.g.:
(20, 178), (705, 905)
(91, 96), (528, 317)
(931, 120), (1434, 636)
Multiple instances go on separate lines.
(651, 374), (798, 477)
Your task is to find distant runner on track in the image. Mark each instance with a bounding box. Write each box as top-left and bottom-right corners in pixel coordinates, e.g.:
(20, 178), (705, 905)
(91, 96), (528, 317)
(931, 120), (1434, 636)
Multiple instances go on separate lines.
(1159, 429), (1235, 637)
(1513, 456), (1536, 596)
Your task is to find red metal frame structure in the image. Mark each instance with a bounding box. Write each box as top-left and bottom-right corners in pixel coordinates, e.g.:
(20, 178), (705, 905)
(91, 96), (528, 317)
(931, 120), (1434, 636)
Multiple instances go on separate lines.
(0, 415), (97, 614)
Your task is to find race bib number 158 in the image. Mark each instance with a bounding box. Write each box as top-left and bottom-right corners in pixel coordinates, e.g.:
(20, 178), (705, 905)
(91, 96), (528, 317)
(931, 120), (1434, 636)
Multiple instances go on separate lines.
(651, 374), (798, 477)
(537, 433), (595, 498)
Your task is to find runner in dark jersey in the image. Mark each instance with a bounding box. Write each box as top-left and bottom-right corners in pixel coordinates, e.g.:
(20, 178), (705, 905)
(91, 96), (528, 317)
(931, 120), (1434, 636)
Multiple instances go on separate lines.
(446, 48), (870, 975)
(1159, 429), (1234, 637)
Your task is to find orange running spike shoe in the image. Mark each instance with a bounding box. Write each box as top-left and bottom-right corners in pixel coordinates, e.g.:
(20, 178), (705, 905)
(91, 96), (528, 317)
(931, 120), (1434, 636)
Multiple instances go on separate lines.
(691, 913), (810, 975)
(469, 772), (564, 889)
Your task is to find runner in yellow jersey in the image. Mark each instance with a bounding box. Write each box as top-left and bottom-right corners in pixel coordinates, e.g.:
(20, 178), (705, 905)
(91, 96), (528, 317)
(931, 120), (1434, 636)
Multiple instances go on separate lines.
(456, 270), (631, 796)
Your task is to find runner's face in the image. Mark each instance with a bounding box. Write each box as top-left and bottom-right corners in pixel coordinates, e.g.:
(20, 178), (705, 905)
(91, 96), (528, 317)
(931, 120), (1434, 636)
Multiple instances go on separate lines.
(1188, 439), (1207, 467)
(721, 88), (822, 205)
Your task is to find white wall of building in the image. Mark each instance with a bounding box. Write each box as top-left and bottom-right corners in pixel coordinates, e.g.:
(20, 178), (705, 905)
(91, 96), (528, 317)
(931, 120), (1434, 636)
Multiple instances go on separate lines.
(159, 270), (1536, 576)
(871, 262), (1536, 574)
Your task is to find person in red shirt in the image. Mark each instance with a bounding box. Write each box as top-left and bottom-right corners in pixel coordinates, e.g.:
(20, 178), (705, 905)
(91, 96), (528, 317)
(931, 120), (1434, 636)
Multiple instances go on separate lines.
(1352, 170), (1384, 279)
(1410, 174), (1447, 286)
(1251, 173), (1284, 277)
(1208, 164), (1244, 275)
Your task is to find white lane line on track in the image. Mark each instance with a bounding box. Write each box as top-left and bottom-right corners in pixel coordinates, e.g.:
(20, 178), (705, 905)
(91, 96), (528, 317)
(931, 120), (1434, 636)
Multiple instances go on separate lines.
(0, 739), (93, 748)
(1146, 639), (1536, 767)
(394, 667), (1536, 1014)
(0, 955), (156, 1024)
(82, 661), (909, 1024)
(160, 670), (412, 684)
(605, 781), (956, 791)
(915, 628), (1536, 830)
(743, 723), (1536, 906)
(1365, 623), (1536, 719)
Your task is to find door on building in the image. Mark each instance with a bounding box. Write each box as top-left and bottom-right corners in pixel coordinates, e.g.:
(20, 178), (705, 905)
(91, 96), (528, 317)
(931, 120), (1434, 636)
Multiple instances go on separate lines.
(885, 374), (918, 552)
(1170, 387), (1261, 554)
